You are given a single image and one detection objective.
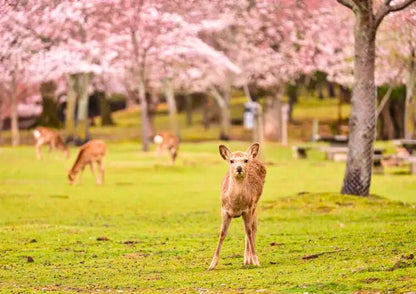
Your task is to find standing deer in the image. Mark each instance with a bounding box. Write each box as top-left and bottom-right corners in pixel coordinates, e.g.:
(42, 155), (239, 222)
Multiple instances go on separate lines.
(68, 140), (107, 185)
(33, 127), (69, 160)
(209, 143), (266, 270)
(153, 132), (180, 164)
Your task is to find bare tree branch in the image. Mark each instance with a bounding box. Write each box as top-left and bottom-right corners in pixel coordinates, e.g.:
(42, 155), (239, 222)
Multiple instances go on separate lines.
(376, 0), (416, 28)
(336, 0), (354, 9)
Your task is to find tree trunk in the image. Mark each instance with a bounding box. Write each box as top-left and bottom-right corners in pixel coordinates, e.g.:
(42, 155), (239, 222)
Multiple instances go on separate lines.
(286, 83), (298, 123)
(98, 91), (114, 126)
(0, 97), (3, 145)
(38, 81), (61, 128)
(327, 81), (336, 98)
(211, 87), (230, 140)
(163, 79), (180, 138)
(379, 99), (394, 140)
(147, 89), (159, 138)
(66, 74), (78, 140)
(341, 12), (376, 196)
(75, 73), (91, 144)
(405, 50), (416, 139)
(185, 95), (193, 126)
(10, 74), (19, 147)
(138, 78), (149, 151)
(264, 91), (282, 141)
(203, 96), (210, 130)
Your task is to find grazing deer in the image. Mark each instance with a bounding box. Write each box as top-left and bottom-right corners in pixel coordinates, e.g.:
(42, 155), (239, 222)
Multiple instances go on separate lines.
(153, 132), (180, 164)
(68, 140), (107, 185)
(209, 143), (266, 270)
(33, 127), (69, 160)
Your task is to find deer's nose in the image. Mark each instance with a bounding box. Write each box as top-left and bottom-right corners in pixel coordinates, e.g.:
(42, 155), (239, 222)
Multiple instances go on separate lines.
(236, 166), (242, 173)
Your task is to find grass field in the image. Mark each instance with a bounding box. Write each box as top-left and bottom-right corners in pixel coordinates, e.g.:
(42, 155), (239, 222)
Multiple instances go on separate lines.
(1, 141), (415, 293)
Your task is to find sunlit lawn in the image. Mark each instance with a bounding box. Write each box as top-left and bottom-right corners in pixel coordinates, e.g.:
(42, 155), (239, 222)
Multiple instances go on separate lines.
(0, 141), (415, 293)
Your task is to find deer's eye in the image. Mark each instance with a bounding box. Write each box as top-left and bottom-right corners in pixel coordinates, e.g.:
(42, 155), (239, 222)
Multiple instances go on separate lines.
(230, 160), (234, 164)
(244, 159), (248, 163)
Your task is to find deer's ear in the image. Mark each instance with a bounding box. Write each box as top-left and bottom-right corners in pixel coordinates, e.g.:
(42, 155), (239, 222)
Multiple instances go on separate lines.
(219, 145), (231, 160)
(247, 143), (260, 159)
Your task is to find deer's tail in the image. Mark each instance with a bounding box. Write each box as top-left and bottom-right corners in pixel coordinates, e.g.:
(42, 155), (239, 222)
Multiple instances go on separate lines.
(33, 129), (41, 139)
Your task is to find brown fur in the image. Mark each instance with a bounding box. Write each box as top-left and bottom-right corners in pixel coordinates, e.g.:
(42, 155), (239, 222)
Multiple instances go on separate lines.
(154, 132), (180, 164)
(33, 127), (69, 159)
(209, 143), (266, 270)
(68, 140), (107, 185)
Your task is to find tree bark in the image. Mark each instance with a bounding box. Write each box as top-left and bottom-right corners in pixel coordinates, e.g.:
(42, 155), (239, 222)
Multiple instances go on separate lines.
(75, 73), (91, 144)
(163, 79), (180, 138)
(203, 96), (210, 130)
(379, 99), (394, 140)
(185, 95), (193, 126)
(147, 89), (159, 139)
(211, 87), (231, 140)
(10, 72), (19, 147)
(38, 81), (61, 128)
(0, 96), (3, 145)
(65, 74), (78, 140)
(264, 90), (282, 141)
(138, 77), (149, 151)
(341, 9), (377, 196)
(98, 91), (114, 126)
(405, 50), (416, 139)
(286, 83), (298, 123)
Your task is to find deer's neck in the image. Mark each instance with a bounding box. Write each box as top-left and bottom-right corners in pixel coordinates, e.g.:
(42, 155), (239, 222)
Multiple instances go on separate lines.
(226, 171), (248, 194)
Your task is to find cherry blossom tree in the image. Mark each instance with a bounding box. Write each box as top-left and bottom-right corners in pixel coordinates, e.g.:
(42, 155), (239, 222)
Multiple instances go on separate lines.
(336, 0), (416, 196)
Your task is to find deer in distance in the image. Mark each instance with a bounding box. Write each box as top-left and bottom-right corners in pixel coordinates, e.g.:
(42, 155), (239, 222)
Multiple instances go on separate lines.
(68, 140), (107, 185)
(33, 127), (69, 160)
(209, 143), (266, 270)
(153, 132), (180, 164)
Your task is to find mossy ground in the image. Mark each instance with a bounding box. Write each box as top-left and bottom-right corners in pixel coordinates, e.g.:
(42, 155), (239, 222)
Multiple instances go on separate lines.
(0, 141), (415, 293)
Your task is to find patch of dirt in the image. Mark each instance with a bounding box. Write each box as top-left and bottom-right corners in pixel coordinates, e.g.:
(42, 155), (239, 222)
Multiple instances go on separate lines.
(96, 236), (109, 241)
(122, 252), (150, 259)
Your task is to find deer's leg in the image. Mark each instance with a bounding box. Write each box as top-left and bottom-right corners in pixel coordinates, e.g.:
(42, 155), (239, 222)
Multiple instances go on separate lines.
(154, 145), (162, 163)
(251, 211), (259, 266)
(97, 159), (105, 184)
(209, 211), (231, 271)
(242, 212), (259, 266)
(89, 162), (101, 185)
(169, 148), (176, 165)
(35, 140), (44, 160)
(50, 140), (56, 151)
(78, 167), (85, 185)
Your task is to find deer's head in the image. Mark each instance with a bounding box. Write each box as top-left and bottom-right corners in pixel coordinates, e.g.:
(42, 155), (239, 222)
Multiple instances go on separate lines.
(219, 143), (259, 180)
(68, 170), (76, 185)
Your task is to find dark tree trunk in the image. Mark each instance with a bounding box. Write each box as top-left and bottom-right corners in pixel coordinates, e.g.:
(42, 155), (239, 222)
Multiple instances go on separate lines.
(0, 97), (3, 145)
(147, 89), (159, 139)
(391, 98), (405, 138)
(379, 99), (394, 140)
(327, 81), (336, 98)
(38, 81), (61, 128)
(98, 91), (114, 126)
(185, 95), (193, 126)
(203, 96), (210, 130)
(341, 10), (377, 196)
(286, 83), (298, 123)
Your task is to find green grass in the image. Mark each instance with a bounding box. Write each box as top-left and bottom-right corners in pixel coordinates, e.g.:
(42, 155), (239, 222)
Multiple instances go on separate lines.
(1, 142), (416, 293)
